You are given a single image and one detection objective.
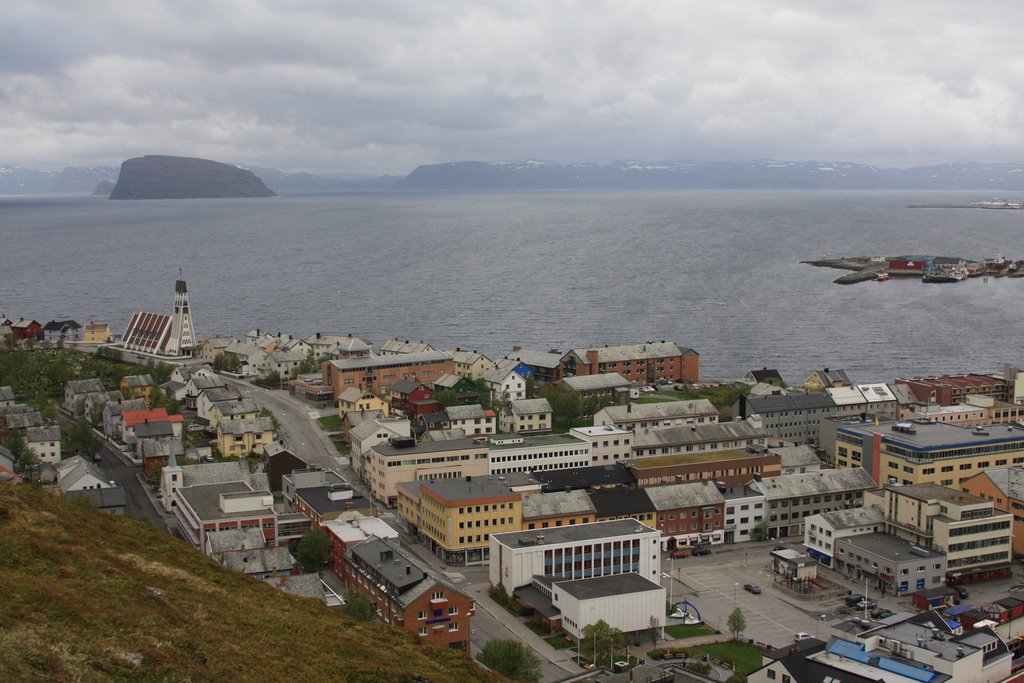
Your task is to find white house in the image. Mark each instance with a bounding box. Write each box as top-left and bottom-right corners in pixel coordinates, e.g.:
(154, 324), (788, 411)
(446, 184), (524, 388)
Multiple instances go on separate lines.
(57, 455), (113, 492)
(803, 505), (885, 568)
(499, 398), (553, 435)
(26, 425), (61, 464)
(481, 361), (527, 403)
(444, 404), (496, 437)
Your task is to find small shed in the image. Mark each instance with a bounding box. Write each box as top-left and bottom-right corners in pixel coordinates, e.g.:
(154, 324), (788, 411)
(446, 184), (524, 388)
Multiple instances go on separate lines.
(912, 586), (959, 610)
(770, 548), (818, 581)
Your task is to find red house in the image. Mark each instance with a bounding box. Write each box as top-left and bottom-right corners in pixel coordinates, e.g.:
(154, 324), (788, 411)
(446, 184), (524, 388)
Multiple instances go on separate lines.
(11, 319), (42, 341)
(388, 381), (440, 419)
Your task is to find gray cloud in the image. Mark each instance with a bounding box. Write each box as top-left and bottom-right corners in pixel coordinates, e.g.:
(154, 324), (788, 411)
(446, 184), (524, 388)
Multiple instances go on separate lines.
(4, 1), (1024, 174)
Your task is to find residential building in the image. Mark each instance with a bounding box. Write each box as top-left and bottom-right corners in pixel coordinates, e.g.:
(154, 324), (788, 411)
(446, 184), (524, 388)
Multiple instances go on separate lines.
(742, 368), (785, 386)
(379, 339), (436, 356)
(322, 351), (453, 400)
(198, 335), (236, 363)
(2, 408), (42, 435)
(630, 419), (771, 459)
(119, 373), (156, 400)
(903, 395), (1024, 426)
(205, 529), (291, 579)
(835, 532), (947, 596)
(0, 386), (15, 407)
(803, 506), (885, 568)
(560, 342), (699, 384)
(752, 468), (877, 539)
(262, 347), (308, 377)
(121, 279), (196, 358)
(10, 319), (42, 341)
(803, 368), (852, 391)
(480, 361), (528, 403)
(865, 483), (1012, 584)
(489, 518), (661, 592)
(769, 444), (822, 475)
(56, 455), (113, 492)
(336, 387), (389, 418)
(281, 467), (347, 512)
(121, 407), (183, 445)
(498, 398), (553, 435)
(195, 385), (244, 422)
(82, 321), (111, 343)
(64, 378), (107, 416)
(561, 373), (631, 399)
(306, 333), (373, 360)
(487, 433), (591, 474)
(430, 374), (479, 403)
(733, 391), (836, 444)
(181, 374), (229, 411)
(961, 466), (1024, 556)
(397, 476), (522, 566)
(593, 399), (718, 430)
(25, 425), (60, 464)
(216, 416), (275, 458)
(101, 398), (147, 438)
(628, 449), (781, 488)
(388, 380), (439, 419)
(569, 426), (632, 464)
(321, 513), (399, 570)
(159, 455), (269, 514)
(221, 342), (267, 375)
(42, 319), (82, 343)
(588, 488), (657, 527)
(64, 487), (126, 515)
(341, 538), (473, 652)
(444, 404), (496, 438)
(896, 373), (1010, 406)
(293, 482), (373, 527)
(209, 398), (260, 430)
(721, 483), (767, 544)
(446, 349), (495, 380)
(349, 417), (411, 482)
(262, 441), (309, 493)
(826, 383), (899, 420)
(173, 480), (277, 548)
(825, 417), (1024, 487)
(521, 489), (596, 530)
(367, 438), (489, 507)
(506, 348), (563, 385)
(645, 481), (726, 548)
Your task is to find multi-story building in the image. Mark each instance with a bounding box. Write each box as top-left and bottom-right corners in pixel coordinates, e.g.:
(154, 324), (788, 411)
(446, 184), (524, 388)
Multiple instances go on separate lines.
(803, 506), (885, 568)
(340, 538), (473, 653)
(506, 348), (563, 385)
(721, 484), (768, 544)
(487, 433), (591, 475)
(336, 387), (390, 418)
(961, 466), (1024, 556)
(593, 399), (718, 430)
(25, 425), (60, 464)
(733, 391), (836, 444)
(561, 373), (631, 400)
(349, 418), (410, 482)
(901, 395), (1024, 426)
(306, 333), (372, 360)
(498, 398), (553, 435)
(489, 518), (662, 592)
(588, 488), (657, 527)
(322, 351), (453, 400)
(560, 342), (699, 384)
(825, 417), (1024, 487)
(533, 463), (635, 493)
(802, 368), (852, 391)
(569, 425), (632, 464)
(645, 481), (726, 548)
(216, 416), (275, 458)
(445, 349), (495, 380)
(480, 360), (529, 403)
(864, 483), (1012, 584)
(896, 373), (1010, 406)
(825, 383), (899, 420)
(173, 480), (277, 548)
(629, 419), (770, 459)
(752, 468), (876, 539)
(628, 449), (781, 488)
(82, 321), (111, 343)
(769, 444), (822, 474)
(445, 404), (496, 437)
(42, 319), (82, 343)
(834, 532), (947, 596)
(379, 339), (436, 356)
(521, 489), (596, 530)
(367, 438), (489, 507)
(396, 476), (522, 566)
(387, 380), (439, 419)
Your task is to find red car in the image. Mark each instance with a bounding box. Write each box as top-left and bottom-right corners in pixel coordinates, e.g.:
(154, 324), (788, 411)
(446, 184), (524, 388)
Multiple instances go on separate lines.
(670, 548), (691, 559)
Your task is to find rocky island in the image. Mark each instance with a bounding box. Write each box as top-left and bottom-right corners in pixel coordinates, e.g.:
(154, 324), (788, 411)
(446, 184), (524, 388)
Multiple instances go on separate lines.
(109, 155), (276, 199)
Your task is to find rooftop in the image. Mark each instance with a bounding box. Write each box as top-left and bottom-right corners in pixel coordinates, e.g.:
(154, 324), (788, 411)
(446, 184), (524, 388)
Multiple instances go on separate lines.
(838, 532), (943, 562)
(492, 518), (657, 548)
(507, 398), (552, 415)
(644, 481), (726, 510)
(883, 482), (986, 506)
(745, 391), (836, 412)
(815, 505), (885, 530)
(176, 481), (273, 521)
(631, 420), (770, 448)
(329, 351), (450, 371)
(521, 490), (595, 519)
(372, 438), (484, 457)
(555, 572), (663, 600)
(837, 418), (1024, 450)
(756, 468), (876, 499)
(562, 373), (631, 392)
(569, 341), (691, 363)
(488, 433), (587, 450)
(598, 399), (717, 421)
(534, 464), (635, 492)
(416, 476), (519, 504)
(218, 416), (275, 435)
(629, 448), (771, 468)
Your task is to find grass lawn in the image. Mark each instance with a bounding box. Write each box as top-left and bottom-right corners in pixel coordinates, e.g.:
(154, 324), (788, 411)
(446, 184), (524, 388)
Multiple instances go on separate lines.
(332, 439), (350, 455)
(683, 641), (764, 675)
(664, 623), (716, 639)
(635, 396), (676, 404)
(318, 414), (344, 429)
(543, 634), (576, 650)
(552, 416), (593, 433)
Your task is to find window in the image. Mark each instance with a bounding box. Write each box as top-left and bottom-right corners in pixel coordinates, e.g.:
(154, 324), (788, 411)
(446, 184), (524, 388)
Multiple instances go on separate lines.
(448, 606), (459, 615)
(431, 591), (445, 601)
(417, 610), (427, 620)
(448, 622), (459, 632)
(767, 670), (776, 680)
(418, 627), (427, 636)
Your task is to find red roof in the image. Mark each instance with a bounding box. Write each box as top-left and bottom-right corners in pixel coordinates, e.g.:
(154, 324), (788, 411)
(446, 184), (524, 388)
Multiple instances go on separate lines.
(123, 407), (184, 427)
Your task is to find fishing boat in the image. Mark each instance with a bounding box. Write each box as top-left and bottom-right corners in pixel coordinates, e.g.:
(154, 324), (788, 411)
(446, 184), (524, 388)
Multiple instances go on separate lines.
(876, 273), (891, 282)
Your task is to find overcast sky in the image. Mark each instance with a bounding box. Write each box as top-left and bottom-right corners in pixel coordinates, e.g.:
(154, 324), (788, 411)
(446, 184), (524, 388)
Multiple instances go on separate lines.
(4, 1), (1024, 175)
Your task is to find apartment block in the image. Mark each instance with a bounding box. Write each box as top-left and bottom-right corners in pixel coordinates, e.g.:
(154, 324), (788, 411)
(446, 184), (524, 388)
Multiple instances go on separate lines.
(560, 342), (699, 384)
(322, 351), (453, 400)
(367, 437), (489, 507)
(753, 468), (877, 539)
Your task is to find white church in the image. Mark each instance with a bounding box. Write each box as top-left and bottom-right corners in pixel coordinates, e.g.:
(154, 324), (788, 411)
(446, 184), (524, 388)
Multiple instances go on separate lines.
(121, 279), (197, 358)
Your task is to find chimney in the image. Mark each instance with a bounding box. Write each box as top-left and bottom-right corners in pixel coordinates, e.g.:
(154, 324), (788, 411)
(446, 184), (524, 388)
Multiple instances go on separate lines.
(512, 345), (522, 352)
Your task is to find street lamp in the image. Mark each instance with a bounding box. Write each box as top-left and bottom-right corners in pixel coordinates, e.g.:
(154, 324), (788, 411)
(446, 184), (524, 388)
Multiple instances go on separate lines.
(733, 582), (739, 612)
(816, 614), (826, 639)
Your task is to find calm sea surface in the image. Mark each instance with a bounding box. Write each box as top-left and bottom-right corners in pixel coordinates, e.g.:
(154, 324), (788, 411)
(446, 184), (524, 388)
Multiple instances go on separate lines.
(1, 190), (1022, 383)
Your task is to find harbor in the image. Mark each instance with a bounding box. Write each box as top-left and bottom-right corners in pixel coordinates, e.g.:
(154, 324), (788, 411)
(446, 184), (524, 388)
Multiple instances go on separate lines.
(803, 255), (1023, 285)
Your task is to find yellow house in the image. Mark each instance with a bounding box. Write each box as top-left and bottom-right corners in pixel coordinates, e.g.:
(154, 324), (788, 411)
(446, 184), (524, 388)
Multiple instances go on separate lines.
(337, 387), (389, 418)
(396, 477), (522, 566)
(120, 374), (156, 400)
(216, 416), (276, 457)
(208, 398), (261, 430)
(447, 349), (496, 380)
(83, 322), (111, 343)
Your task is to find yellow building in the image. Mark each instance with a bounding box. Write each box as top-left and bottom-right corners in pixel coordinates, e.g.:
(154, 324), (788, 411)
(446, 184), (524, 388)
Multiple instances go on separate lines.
(827, 418), (1024, 487)
(216, 416), (276, 457)
(447, 349), (496, 380)
(368, 438), (489, 507)
(120, 374), (156, 400)
(83, 322), (111, 343)
(396, 476), (521, 566)
(337, 386), (389, 418)
(208, 398), (260, 430)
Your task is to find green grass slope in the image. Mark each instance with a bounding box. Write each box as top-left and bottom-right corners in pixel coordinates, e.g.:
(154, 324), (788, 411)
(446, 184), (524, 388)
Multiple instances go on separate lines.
(0, 484), (502, 682)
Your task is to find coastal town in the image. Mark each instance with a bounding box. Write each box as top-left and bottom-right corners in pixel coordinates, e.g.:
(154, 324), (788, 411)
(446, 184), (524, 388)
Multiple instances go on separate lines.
(4, 280), (1024, 683)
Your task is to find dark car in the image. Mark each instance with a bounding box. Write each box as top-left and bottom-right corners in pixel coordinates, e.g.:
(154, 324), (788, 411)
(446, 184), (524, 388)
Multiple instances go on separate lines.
(692, 547), (712, 557)
(950, 585), (969, 600)
(844, 594), (867, 607)
(772, 545), (787, 552)
(871, 607), (894, 619)
(744, 583), (762, 594)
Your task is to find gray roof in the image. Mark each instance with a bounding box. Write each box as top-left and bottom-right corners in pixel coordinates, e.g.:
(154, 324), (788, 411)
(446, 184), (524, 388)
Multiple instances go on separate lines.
(745, 391), (836, 413)
(974, 466), (1024, 501)
(809, 368), (852, 385)
(757, 468), (876, 500)
(134, 421), (175, 439)
(176, 481), (273, 521)
(348, 537), (458, 607)
(881, 482), (986, 505)
(205, 528), (267, 553)
(632, 419), (770, 448)
(306, 334), (372, 352)
(481, 359), (524, 384)
(220, 546), (292, 575)
(122, 374), (155, 388)
(423, 428), (468, 441)
(266, 573), (324, 599)
(555, 572), (662, 600)
(26, 425), (60, 442)
(372, 437), (483, 457)
(644, 481), (727, 510)
(447, 349), (490, 365)
(432, 373), (464, 389)
(0, 386), (14, 402)
(888, 382), (920, 405)
(179, 460), (269, 490)
(769, 445), (821, 468)
(6, 411), (42, 429)
(413, 477), (514, 502)
(445, 404), (487, 420)
(379, 339), (435, 354)
(389, 379), (423, 395)
(816, 505), (885, 530)
(66, 378), (106, 395)
(57, 455), (109, 491)
(191, 375), (228, 391)
(508, 398), (552, 415)
(64, 487), (126, 509)
(103, 398), (147, 418)
(598, 399), (717, 421)
(569, 341), (690, 363)
(337, 387), (378, 403)
(506, 349), (563, 369)
(562, 373), (631, 392)
(522, 490), (596, 519)
(329, 350), (449, 371)
(838, 532), (944, 562)
(350, 417), (406, 443)
(218, 416), (275, 435)
(213, 398), (260, 417)
(492, 518), (655, 548)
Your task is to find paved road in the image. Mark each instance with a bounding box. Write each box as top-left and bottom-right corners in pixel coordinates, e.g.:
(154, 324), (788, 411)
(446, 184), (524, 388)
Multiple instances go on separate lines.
(93, 439), (175, 531)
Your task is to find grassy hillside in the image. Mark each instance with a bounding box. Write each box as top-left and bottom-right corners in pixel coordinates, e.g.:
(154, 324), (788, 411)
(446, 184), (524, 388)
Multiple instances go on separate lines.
(0, 484), (502, 682)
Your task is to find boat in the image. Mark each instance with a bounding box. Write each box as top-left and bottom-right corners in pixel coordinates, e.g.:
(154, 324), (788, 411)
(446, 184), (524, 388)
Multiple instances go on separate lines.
(876, 273), (891, 282)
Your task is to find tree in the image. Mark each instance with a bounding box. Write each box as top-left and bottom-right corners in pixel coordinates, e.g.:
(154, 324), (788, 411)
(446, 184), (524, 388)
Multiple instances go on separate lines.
(65, 419), (100, 457)
(582, 619), (625, 668)
(476, 639), (542, 681)
(751, 520), (769, 542)
(649, 615), (661, 644)
(524, 376), (536, 398)
(38, 399), (58, 422)
(727, 607), (746, 640)
(295, 528), (329, 573)
(342, 588), (376, 622)
(436, 389), (458, 407)
(296, 349), (317, 376)
(5, 433), (39, 478)
(538, 384), (581, 425)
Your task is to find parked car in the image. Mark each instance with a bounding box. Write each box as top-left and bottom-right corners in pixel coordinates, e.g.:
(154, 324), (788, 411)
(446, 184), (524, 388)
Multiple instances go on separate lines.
(692, 547), (712, 557)
(950, 585), (969, 600)
(772, 545), (787, 552)
(844, 594), (867, 607)
(871, 608), (894, 619)
(744, 583), (762, 594)
(854, 599), (877, 610)
(670, 548), (691, 559)
(794, 632), (813, 642)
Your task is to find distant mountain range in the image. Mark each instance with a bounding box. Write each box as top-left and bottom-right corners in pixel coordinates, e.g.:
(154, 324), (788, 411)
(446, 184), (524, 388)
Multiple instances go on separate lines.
(4, 158), (1024, 195)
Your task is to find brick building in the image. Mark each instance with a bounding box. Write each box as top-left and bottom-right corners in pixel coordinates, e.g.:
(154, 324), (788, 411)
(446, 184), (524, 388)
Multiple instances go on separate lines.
(560, 341), (699, 384)
(322, 351), (453, 400)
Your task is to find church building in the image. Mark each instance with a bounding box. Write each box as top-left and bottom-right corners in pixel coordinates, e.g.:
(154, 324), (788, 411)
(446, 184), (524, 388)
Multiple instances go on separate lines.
(122, 279), (197, 358)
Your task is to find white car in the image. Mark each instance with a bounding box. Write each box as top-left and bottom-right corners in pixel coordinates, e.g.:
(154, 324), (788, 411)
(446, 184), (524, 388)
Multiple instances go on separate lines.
(794, 632), (813, 642)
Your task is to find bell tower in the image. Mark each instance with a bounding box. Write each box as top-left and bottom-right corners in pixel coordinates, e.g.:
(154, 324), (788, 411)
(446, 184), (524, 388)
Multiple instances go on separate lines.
(167, 276), (196, 356)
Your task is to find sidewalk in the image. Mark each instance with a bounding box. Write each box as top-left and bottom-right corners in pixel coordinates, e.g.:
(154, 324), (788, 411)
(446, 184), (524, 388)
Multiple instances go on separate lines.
(473, 591), (581, 674)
